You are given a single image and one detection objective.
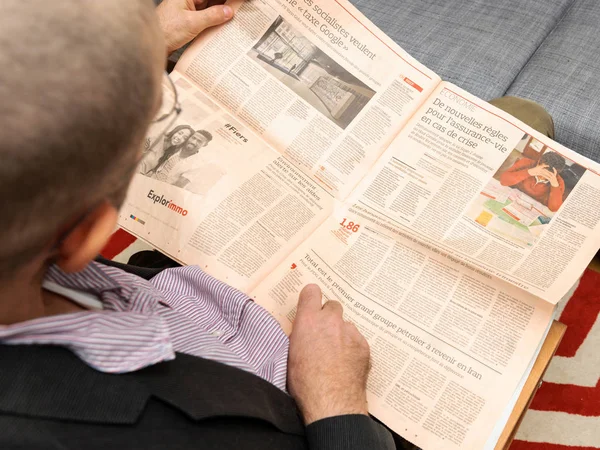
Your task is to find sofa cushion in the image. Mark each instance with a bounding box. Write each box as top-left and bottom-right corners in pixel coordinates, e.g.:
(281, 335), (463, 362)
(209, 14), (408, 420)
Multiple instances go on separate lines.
(350, 0), (573, 100)
(507, 0), (600, 163)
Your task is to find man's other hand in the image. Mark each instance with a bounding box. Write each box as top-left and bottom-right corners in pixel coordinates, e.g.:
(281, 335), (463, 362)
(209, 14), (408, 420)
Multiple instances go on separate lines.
(288, 284), (371, 425)
(541, 167), (560, 187)
(157, 0), (234, 55)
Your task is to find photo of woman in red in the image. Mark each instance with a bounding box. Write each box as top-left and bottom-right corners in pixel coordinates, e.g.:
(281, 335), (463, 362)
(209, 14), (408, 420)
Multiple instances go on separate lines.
(500, 151), (566, 212)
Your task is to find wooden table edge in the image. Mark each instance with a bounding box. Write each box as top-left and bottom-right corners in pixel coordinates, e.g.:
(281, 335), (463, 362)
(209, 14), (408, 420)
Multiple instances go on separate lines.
(496, 320), (567, 450)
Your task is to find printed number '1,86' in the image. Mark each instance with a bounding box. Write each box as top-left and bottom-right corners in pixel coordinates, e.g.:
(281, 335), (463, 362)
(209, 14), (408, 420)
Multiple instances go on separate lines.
(339, 218), (360, 232)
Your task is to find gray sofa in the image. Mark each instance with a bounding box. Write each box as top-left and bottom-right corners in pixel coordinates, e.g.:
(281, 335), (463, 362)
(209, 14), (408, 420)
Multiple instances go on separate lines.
(351, 0), (600, 164)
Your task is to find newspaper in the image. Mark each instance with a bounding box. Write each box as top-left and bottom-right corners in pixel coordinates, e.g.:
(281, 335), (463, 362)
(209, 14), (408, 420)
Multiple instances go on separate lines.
(120, 0), (600, 448)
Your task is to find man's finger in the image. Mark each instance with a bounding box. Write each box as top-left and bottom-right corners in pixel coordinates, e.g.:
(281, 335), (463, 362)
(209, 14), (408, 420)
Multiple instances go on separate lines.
(322, 300), (343, 316)
(187, 4), (233, 34)
(296, 284), (323, 318)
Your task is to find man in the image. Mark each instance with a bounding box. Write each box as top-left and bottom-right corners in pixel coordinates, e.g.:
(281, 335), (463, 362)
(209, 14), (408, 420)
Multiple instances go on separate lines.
(152, 129), (213, 183)
(500, 150), (566, 212)
(0, 1), (394, 449)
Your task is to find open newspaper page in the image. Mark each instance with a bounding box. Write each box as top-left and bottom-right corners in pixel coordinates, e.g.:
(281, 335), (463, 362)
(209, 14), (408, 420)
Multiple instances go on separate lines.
(174, 0), (441, 199)
(120, 71), (333, 292)
(250, 203), (555, 449)
(350, 82), (600, 304)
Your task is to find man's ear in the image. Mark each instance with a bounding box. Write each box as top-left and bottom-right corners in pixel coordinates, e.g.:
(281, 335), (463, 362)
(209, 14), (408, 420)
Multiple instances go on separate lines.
(56, 201), (118, 273)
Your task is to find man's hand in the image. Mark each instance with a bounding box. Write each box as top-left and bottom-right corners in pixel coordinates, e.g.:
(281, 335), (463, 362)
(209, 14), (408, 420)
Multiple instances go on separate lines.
(528, 164), (560, 187)
(156, 0), (234, 55)
(288, 284), (371, 425)
(541, 167), (560, 187)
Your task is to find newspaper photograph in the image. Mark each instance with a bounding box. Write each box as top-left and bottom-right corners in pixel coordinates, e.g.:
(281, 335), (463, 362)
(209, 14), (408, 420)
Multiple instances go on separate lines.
(138, 74), (225, 195)
(466, 133), (587, 247)
(249, 15), (377, 130)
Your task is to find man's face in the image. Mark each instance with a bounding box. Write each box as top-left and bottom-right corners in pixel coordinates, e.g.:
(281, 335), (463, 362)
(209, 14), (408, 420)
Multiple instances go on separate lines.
(181, 133), (208, 157)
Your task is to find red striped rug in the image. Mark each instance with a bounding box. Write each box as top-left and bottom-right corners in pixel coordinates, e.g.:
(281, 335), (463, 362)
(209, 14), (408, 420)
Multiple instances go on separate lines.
(101, 230), (600, 449)
(512, 268), (599, 449)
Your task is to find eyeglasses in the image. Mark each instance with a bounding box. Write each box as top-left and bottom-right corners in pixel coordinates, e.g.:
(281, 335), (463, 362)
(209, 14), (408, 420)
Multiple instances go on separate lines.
(145, 72), (183, 153)
(154, 72), (181, 123)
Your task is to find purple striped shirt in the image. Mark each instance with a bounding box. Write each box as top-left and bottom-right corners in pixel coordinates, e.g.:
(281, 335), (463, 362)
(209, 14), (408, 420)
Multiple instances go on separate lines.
(0, 262), (289, 391)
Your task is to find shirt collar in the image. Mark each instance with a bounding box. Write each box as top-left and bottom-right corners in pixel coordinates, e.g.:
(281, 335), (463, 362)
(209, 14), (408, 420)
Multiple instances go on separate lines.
(0, 263), (175, 373)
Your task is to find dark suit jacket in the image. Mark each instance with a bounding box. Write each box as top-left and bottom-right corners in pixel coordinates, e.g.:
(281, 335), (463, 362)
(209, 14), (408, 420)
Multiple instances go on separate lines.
(0, 344), (395, 450)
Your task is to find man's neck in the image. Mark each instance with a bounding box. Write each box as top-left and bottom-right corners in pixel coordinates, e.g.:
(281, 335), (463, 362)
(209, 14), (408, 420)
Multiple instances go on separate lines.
(0, 263), (85, 325)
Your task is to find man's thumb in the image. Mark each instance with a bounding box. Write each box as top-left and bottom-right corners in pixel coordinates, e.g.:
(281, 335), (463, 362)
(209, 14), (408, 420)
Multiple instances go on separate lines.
(188, 4), (233, 34)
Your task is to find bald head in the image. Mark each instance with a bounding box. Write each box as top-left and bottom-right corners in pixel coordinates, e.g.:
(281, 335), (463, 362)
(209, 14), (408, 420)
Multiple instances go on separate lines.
(0, 0), (165, 275)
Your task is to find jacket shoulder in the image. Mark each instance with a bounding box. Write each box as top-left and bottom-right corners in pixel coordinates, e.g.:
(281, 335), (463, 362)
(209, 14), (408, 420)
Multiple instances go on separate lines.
(0, 345), (306, 450)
